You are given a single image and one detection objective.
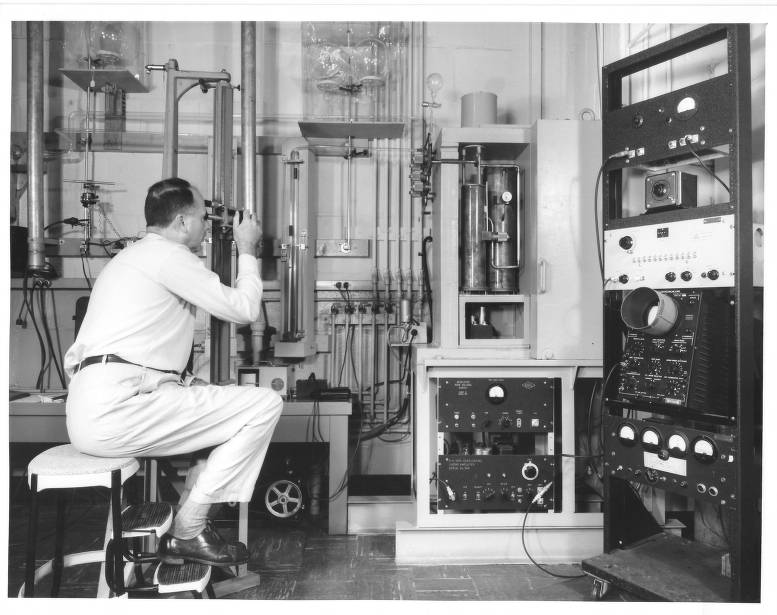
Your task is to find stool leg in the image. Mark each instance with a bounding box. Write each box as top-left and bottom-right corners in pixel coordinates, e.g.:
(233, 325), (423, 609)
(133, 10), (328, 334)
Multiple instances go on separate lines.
(23, 474), (39, 598)
(110, 469), (125, 595)
(50, 491), (67, 596)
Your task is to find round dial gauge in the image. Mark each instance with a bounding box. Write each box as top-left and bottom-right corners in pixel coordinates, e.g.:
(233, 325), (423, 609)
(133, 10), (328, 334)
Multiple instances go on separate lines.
(617, 424), (637, 446)
(667, 434), (688, 457)
(487, 384), (506, 404)
(692, 437), (717, 463)
(641, 427), (661, 451)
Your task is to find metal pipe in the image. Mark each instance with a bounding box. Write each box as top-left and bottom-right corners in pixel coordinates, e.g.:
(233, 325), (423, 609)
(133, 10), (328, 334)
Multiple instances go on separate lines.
(210, 82), (234, 384)
(345, 137), (352, 249)
(282, 151), (301, 340)
(162, 58), (180, 178)
(330, 310), (338, 386)
(383, 274), (391, 422)
(461, 183), (488, 292)
(241, 22), (257, 215)
(358, 306), (364, 406)
(153, 58), (231, 178)
(26, 22), (46, 273)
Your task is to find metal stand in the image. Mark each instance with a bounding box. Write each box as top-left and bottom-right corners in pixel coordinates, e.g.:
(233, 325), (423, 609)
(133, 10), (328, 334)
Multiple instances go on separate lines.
(588, 24), (760, 602)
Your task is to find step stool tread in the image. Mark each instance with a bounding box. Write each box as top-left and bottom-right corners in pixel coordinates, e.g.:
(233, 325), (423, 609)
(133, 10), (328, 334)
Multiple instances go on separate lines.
(122, 502), (173, 533)
(155, 561), (212, 594)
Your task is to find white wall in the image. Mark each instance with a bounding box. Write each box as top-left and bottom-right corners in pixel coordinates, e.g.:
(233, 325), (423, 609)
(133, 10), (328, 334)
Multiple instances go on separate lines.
(9, 22), (766, 481)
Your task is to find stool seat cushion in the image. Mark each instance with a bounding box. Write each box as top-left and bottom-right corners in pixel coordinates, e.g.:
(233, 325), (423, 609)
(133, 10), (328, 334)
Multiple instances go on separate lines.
(28, 444), (140, 492)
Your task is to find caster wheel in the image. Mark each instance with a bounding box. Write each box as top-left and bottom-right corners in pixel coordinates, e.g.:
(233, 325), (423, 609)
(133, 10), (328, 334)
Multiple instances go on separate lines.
(264, 479), (305, 519)
(591, 578), (610, 600)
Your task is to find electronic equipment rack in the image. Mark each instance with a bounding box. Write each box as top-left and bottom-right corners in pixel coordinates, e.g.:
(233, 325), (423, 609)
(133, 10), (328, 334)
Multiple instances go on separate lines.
(582, 24), (762, 602)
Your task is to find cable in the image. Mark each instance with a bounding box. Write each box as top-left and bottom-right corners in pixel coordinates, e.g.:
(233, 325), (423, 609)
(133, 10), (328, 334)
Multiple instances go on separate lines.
(593, 151), (631, 283)
(520, 482), (586, 579)
(421, 235), (433, 341)
(430, 473), (455, 504)
(337, 323), (351, 386)
(683, 138), (731, 195)
(37, 282), (66, 388)
(25, 277), (47, 390)
(79, 248), (93, 290)
(347, 319), (360, 390)
(43, 217), (87, 231)
(586, 380), (603, 480)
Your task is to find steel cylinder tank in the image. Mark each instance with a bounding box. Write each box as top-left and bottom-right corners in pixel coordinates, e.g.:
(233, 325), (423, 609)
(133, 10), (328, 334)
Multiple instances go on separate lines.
(486, 167), (519, 292)
(461, 183), (488, 292)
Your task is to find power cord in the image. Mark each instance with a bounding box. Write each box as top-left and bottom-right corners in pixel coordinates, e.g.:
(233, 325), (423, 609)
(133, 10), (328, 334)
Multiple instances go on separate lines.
(683, 137), (731, 195)
(593, 150), (632, 283)
(520, 482), (586, 579)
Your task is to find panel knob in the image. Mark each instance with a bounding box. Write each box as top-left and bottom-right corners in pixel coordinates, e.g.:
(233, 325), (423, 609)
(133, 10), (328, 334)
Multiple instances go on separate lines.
(681, 271), (693, 282)
(707, 269), (719, 280)
(618, 274), (629, 284)
(619, 235), (634, 250)
(665, 272), (676, 282)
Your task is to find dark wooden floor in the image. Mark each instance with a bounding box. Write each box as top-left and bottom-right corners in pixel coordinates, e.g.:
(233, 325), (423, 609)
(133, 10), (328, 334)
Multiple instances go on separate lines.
(7, 494), (634, 601)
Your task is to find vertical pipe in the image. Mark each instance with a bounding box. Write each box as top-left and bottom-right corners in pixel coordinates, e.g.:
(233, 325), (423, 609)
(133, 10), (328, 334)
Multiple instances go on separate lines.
(283, 152), (300, 340)
(330, 311), (338, 385)
(210, 83), (234, 384)
(241, 22), (257, 215)
(162, 58), (179, 178)
(345, 137), (352, 248)
(358, 307), (364, 405)
(26, 22), (46, 273)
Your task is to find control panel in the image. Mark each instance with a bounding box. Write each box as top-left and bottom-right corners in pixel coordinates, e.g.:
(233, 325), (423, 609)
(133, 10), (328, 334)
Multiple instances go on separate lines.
(437, 454), (555, 512)
(616, 288), (733, 418)
(437, 377), (556, 432)
(604, 215), (735, 290)
(604, 416), (737, 508)
(602, 76), (733, 165)
(435, 377), (558, 513)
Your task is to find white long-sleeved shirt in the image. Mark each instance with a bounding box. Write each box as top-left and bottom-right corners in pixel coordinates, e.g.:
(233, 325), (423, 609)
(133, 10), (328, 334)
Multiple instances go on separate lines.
(63, 232), (262, 377)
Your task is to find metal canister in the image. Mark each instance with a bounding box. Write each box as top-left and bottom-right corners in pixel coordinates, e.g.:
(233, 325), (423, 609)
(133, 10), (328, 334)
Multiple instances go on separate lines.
(461, 183), (488, 292)
(487, 167), (519, 292)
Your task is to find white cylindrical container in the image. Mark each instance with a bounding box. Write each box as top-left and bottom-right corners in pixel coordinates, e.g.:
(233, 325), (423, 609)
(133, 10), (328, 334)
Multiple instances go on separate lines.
(461, 91), (497, 127)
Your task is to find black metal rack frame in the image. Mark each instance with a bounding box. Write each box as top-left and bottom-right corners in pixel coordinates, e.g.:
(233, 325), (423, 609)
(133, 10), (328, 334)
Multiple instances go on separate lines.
(598, 24), (760, 602)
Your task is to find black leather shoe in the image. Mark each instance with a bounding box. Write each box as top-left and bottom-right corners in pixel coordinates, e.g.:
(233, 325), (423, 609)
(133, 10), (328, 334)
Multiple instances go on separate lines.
(158, 525), (249, 567)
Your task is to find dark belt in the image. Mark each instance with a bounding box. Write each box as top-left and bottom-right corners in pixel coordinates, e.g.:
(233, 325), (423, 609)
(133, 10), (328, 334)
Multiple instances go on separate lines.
(75, 354), (182, 376)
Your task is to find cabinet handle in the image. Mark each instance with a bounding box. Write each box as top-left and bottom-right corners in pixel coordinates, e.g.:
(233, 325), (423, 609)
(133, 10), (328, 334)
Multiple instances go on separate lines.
(538, 258), (547, 293)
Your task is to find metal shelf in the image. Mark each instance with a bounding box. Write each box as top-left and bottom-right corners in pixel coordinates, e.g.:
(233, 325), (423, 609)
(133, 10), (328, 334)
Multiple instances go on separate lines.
(299, 120), (404, 141)
(60, 68), (148, 93)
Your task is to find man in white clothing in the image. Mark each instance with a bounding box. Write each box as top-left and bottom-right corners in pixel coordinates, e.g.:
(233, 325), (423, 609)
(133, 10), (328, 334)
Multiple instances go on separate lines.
(64, 177), (283, 566)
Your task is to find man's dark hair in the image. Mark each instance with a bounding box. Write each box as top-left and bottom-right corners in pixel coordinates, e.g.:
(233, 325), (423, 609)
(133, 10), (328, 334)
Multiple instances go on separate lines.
(144, 177), (196, 227)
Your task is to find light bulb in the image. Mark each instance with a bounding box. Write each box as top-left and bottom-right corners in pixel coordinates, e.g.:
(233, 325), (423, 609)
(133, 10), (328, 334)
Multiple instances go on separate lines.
(426, 73), (443, 97)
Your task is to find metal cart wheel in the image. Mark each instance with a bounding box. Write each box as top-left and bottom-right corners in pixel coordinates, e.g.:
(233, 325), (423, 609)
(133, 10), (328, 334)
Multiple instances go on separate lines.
(264, 479), (305, 519)
(591, 577), (610, 600)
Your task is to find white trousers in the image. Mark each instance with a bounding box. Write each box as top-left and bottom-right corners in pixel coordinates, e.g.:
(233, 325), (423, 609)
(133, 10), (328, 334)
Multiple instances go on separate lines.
(66, 363), (283, 504)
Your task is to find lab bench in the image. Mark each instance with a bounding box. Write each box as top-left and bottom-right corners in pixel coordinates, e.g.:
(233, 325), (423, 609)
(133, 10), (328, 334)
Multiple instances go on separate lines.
(8, 394), (352, 535)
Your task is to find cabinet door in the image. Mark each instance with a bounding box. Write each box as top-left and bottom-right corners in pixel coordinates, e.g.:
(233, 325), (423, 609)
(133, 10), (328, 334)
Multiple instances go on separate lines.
(533, 120), (602, 360)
